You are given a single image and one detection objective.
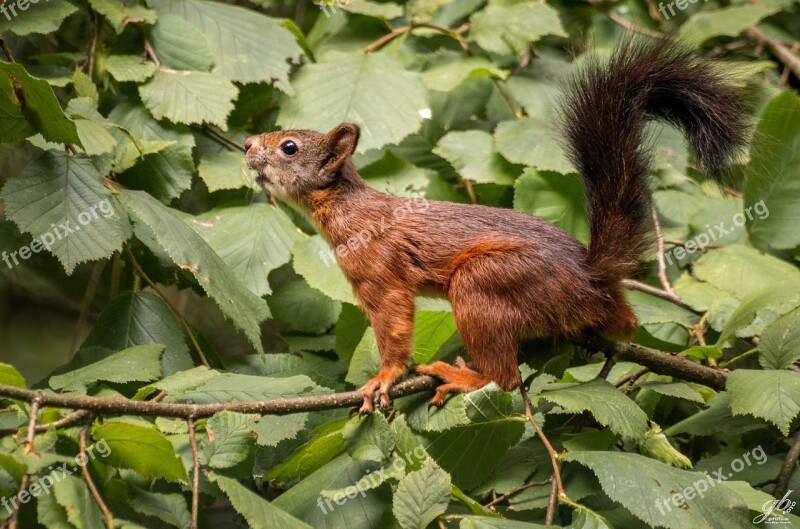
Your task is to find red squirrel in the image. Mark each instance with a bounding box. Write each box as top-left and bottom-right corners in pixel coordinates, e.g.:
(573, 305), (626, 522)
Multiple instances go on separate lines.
(245, 41), (748, 414)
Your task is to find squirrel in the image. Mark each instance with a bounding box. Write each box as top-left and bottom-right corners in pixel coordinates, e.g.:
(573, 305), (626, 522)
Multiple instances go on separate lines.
(245, 41), (748, 414)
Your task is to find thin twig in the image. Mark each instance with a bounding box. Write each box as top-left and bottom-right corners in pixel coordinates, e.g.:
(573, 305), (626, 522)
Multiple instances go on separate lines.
(596, 355), (617, 380)
(651, 206), (676, 297)
(5, 398), (41, 529)
(125, 246), (209, 368)
(519, 383), (565, 498)
(87, 10), (101, 78)
(746, 27), (800, 80)
(134, 25), (160, 67)
(0, 37), (17, 63)
(615, 368), (649, 388)
(80, 420), (114, 529)
(775, 430), (800, 499)
(605, 11), (674, 41)
(545, 463), (562, 525)
(188, 417), (200, 529)
(0, 409), (91, 436)
(484, 479), (551, 508)
(203, 125), (245, 152)
(362, 22), (468, 54)
(621, 279), (693, 311)
(664, 239), (721, 251)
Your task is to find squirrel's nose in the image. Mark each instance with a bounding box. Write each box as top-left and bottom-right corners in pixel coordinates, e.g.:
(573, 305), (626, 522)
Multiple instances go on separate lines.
(244, 137), (254, 152)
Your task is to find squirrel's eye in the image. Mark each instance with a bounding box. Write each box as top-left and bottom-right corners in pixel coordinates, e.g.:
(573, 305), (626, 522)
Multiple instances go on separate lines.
(280, 140), (298, 156)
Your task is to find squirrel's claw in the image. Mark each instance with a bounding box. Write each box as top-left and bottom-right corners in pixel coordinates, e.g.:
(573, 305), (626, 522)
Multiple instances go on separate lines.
(357, 368), (402, 417)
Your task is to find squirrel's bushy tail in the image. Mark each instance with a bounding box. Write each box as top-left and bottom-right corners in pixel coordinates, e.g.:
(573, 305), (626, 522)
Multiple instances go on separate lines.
(560, 40), (749, 283)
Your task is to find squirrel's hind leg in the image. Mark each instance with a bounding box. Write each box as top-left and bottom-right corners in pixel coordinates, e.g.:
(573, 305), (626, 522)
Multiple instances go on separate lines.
(414, 357), (491, 406)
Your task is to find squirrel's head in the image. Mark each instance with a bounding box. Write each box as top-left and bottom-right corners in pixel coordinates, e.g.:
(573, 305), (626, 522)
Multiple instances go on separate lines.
(245, 123), (360, 203)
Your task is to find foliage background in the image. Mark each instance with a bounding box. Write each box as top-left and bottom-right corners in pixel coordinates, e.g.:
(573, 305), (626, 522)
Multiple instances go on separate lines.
(0, 0), (799, 527)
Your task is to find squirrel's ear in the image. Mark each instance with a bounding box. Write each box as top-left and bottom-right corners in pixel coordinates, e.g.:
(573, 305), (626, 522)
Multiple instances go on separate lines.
(322, 123), (360, 174)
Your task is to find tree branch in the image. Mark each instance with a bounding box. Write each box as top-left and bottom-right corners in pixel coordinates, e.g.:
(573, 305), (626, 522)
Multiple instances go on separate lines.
(80, 421), (114, 529)
(0, 340), (729, 420)
(188, 417), (200, 529)
(3, 398), (40, 529)
(774, 430), (800, 500)
(746, 26), (800, 81)
(0, 376), (440, 419)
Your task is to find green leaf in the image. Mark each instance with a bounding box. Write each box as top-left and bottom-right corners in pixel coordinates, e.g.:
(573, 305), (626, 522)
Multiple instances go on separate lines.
(267, 424), (347, 482)
(187, 204), (302, 297)
(120, 189), (271, 354)
(421, 384), (525, 490)
(665, 392), (766, 437)
(0, 363), (25, 388)
(89, 0), (156, 33)
(53, 475), (106, 529)
(49, 344), (163, 392)
(717, 284), (800, 346)
(2, 151), (128, 273)
(514, 169), (589, 244)
(342, 413), (394, 462)
(413, 311), (457, 365)
(759, 308), (800, 370)
(139, 70), (237, 129)
(66, 99), (117, 157)
(149, 0), (302, 91)
(636, 380), (705, 404)
(346, 328), (381, 387)
(272, 454), (391, 526)
(361, 152), (429, 197)
(678, 0), (792, 44)
(251, 413), (309, 447)
(434, 130), (517, 186)
(422, 52), (508, 92)
(0, 0), (78, 36)
(37, 485), (73, 529)
(469, 2), (566, 56)
(212, 473), (312, 529)
(108, 102), (194, 202)
(744, 90), (800, 250)
(0, 62), (79, 144)
(727, 369), (800, 435)
(82, 290), (193, 377)
(393, 459), (451, 529)
(567, 451), (754, 529)
(269, 280), (342, 334)
(496, 118), (575, 174)
(164, 373), (328, 403)
(200, 411), (258, 469)
(105, 55), (157, 83)
(150, 13), (214, 71)
(129, 488), (191, 529)
(693, 245), (800, 300)
(460, 517), (549, 529)
(339, 0), (403, 19)
(93, 422), (187, 482)
(540, 379), (649, 441)
(197, 150), (250, 191)
(277, 53), (429, 152)
(292, 235), (358, 305)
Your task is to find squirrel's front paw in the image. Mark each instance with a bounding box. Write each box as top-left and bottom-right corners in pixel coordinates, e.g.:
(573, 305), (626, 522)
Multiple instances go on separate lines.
(357, 367), (404, 416)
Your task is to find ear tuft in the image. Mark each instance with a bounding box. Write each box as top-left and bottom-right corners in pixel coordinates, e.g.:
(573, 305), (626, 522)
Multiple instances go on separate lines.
(322, 123), (360, 175)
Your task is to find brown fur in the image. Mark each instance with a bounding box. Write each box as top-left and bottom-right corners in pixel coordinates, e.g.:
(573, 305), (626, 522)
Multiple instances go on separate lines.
(245, 42), (748, 413)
